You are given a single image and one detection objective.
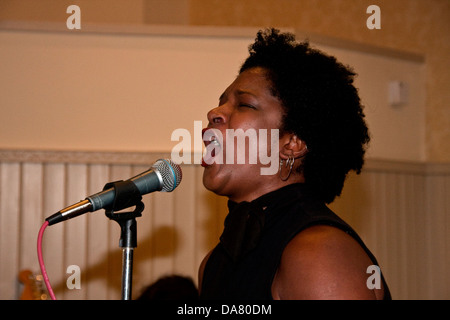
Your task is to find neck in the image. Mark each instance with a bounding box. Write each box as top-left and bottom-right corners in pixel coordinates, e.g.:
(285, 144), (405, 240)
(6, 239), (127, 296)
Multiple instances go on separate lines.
(229, 174), (304, 203)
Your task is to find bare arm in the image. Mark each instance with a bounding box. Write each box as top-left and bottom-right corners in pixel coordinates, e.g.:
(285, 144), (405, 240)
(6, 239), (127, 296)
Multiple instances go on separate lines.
(271, 225), (385, 300)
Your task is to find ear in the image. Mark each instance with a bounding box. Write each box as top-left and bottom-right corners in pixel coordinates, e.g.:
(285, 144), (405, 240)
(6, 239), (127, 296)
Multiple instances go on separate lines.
(279, 133), (308, 160)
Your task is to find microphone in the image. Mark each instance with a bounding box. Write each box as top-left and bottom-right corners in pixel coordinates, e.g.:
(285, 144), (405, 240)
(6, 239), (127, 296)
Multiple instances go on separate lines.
(45, 159), (182, 226)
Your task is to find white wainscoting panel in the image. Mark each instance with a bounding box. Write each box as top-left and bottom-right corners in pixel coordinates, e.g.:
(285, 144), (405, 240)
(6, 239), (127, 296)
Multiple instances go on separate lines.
(0, 150), (449, 299)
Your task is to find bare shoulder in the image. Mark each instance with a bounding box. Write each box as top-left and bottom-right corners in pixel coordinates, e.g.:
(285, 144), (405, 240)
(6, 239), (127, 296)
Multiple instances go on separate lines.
(271, 224), (385, 300)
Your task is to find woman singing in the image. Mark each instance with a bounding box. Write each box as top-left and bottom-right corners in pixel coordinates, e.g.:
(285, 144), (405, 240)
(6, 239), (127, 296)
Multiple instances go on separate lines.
(199, 28), (390, 300)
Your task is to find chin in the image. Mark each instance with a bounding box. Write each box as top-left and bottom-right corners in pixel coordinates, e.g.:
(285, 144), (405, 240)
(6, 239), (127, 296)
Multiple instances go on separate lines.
(202, 167), (216, 190)
(202, 172), (220, 194)
(202, 167), (230, 197)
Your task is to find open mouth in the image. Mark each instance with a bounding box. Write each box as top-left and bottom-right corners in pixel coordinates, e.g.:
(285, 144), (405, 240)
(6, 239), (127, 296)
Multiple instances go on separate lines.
(202, 128), (222, 167)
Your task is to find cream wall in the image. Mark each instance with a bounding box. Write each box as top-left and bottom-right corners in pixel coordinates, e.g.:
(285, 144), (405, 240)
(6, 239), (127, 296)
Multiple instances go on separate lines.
(0, 0), (147, 24)
(0, 0), (448, 161)
(190, 0), (450, 162)
(0, 25), (426, 162)
(0, 27), (250, 154)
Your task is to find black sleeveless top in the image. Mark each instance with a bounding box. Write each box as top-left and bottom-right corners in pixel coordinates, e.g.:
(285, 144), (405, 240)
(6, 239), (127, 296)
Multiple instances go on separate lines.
(200, 183), (391, 300)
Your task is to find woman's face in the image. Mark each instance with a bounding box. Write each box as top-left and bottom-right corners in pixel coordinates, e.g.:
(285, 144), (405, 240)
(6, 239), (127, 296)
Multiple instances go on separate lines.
(202, 67), (287, 202)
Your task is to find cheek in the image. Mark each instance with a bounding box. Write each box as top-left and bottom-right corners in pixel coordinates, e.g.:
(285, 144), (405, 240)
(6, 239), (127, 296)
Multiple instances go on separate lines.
(256, 117), (284, 153)
(228, 117), (282, 158)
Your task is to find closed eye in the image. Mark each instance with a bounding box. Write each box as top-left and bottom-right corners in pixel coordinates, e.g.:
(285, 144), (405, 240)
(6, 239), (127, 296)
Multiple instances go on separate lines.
(239, 103), (256, 109)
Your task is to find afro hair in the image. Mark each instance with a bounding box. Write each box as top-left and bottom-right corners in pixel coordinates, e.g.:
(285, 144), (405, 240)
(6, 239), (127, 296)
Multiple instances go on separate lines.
(240, 28), (370, 203)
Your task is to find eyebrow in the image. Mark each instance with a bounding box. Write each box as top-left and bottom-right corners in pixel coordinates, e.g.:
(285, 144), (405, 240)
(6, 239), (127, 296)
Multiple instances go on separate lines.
(237, 89), (257, 97)
(219, 89), (257, 101)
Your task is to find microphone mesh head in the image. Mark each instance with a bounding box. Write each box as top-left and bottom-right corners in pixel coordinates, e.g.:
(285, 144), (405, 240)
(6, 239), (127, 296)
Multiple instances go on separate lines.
(152, 159), (182, 192)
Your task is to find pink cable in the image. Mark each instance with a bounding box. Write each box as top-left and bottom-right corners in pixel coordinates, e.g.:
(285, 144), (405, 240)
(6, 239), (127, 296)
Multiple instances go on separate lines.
(37, 221), (57, 300)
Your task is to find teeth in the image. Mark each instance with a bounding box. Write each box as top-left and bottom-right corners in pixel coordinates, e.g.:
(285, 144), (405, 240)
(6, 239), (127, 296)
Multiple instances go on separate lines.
(202, 128), (221, 148)
(211, 136), (220, 147)
(202, 129), (222, 166)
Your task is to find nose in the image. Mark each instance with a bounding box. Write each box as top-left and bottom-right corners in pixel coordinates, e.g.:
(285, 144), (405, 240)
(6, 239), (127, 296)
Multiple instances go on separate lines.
(207, 105), (227, 126)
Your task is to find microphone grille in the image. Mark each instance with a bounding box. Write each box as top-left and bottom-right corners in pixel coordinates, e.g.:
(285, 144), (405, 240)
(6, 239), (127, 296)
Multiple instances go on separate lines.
(152, 159), (182, 192)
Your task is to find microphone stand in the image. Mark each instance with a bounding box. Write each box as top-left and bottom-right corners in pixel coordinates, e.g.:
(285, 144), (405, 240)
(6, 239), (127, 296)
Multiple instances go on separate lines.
(102, 180), (145, 300)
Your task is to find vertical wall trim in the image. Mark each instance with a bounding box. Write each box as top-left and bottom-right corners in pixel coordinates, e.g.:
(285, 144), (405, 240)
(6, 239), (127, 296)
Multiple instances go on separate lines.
(1, 150), (449, 299)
